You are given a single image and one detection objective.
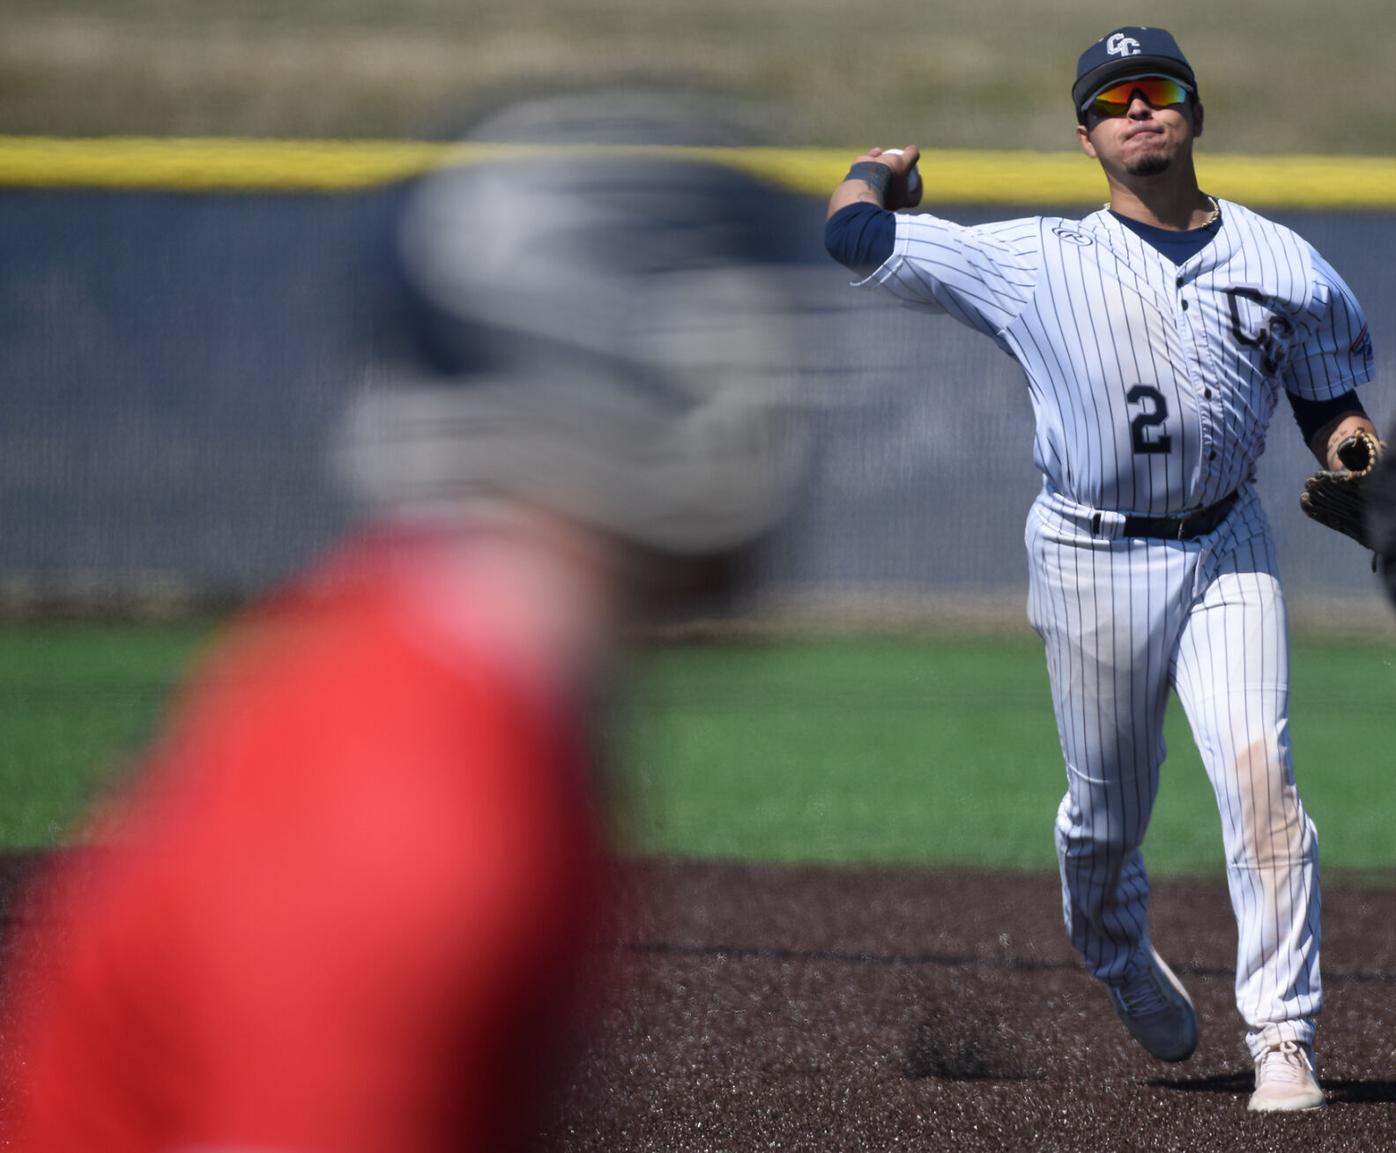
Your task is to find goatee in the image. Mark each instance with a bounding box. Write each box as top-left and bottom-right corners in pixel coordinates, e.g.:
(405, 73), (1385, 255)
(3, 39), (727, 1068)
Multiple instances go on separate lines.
(1125, 155), (1172, 177)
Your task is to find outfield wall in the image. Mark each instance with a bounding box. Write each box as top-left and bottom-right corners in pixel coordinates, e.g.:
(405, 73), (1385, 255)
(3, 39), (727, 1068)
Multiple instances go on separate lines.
(2, 145), (1394, 621)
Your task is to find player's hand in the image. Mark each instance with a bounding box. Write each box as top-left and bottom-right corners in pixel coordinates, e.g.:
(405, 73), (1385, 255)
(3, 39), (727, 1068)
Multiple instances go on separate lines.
(858, 146), (923, 210)
(829, 145), (923, 217)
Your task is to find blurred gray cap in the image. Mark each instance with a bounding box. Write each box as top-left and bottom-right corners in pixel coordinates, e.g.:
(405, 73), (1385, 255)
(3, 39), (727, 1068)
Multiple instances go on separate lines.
(338, 91), (807, 556)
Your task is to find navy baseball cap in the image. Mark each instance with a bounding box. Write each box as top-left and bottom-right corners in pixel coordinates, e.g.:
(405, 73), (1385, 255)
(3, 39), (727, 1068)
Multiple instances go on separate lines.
(1072, 27), (1198, 121)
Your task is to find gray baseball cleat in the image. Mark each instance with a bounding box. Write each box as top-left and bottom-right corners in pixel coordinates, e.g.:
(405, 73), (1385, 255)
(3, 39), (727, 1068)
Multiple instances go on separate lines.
(1107, 945), (1199, 1062)
(1248, 1040), (1325, 1112)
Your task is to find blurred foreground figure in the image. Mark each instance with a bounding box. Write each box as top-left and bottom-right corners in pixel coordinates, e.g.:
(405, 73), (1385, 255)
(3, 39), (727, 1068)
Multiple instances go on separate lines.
(4, 92), (802, 1153)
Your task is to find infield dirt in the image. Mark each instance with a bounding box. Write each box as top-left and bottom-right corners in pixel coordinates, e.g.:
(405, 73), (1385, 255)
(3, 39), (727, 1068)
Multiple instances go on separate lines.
(4, 855), (1394, 1150)
(550, 861), (1396, 1152)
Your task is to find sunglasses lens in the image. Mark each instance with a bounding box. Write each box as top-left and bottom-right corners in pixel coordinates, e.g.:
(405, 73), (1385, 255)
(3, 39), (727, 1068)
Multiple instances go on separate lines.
(1089, 77), (1189, 117)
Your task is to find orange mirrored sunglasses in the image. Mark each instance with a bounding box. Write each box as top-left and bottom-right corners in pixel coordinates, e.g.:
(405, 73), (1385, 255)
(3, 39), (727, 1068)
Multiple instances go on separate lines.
(1086, 76), (1193, 118)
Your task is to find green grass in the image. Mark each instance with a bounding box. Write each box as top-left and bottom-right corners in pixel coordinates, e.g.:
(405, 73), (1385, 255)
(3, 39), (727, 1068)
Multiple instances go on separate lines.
(2, 0), (1392, 154)
(622, 628), (1396, 871)
(0, 621), (211, 846)
(619, 636), (1061, 868)
(4, 623), (1394, 877)
(619, 636), (1396, 876)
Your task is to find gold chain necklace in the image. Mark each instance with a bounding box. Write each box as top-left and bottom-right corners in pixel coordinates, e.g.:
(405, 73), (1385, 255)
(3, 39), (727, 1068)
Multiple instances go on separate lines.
(1104, 194), (1221, 228)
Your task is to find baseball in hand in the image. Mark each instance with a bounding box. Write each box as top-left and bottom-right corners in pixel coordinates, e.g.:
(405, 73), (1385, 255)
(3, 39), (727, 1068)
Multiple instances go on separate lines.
(881, 149), (922, 203)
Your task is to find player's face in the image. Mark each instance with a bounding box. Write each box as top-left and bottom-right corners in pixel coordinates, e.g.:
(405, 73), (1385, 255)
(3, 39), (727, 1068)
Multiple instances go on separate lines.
(1076, 80), (1203, 179)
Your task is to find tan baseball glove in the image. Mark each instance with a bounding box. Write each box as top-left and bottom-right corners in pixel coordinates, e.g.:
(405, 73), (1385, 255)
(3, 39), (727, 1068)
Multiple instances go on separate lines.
(1300, 429), (1385, 548)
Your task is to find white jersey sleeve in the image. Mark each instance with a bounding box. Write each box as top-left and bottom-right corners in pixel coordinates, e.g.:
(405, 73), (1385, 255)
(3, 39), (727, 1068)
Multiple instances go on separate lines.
(858, 214), (1042, 342)
(1283, 247), (1376, 400)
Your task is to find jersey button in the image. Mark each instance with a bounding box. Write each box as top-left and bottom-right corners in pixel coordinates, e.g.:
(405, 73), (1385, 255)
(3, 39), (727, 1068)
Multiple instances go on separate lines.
(1181, 300), (1190, 311)
(1209, 450), (1217, 461)
(1204, 389), (1213, 399)
(1175, 275), (1185, 287)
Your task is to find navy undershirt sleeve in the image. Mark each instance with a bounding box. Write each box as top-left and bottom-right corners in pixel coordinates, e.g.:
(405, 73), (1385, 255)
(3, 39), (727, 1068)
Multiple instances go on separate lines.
(824, 203), (896, 275)
(1286, 390), (1369, 447)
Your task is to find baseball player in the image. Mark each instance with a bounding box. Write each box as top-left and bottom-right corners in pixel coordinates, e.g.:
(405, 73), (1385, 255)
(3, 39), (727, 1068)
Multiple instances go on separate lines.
(825, 27), (1379, 1112)
(3, 93), (805, 1153)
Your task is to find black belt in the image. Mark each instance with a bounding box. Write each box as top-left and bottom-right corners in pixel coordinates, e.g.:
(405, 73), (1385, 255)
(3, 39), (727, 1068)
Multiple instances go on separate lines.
(1094, 491), (1240, 541)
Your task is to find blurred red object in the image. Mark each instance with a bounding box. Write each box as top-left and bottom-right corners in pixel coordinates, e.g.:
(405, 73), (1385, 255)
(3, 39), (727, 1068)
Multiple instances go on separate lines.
(5, 520), (610, 1153)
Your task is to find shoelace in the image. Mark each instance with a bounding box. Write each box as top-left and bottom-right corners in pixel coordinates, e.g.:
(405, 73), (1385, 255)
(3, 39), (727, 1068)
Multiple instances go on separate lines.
(1257, 1041), (1314, 1085)
(1113, 966), (1169, 1017)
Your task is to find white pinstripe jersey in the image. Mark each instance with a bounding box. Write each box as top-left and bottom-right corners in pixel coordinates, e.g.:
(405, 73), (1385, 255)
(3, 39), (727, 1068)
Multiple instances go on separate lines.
(862, 200), (1376, 515)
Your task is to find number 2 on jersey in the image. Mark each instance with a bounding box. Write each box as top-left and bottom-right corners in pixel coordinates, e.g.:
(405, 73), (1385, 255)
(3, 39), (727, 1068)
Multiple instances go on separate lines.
(1126, 385), (1172, 454)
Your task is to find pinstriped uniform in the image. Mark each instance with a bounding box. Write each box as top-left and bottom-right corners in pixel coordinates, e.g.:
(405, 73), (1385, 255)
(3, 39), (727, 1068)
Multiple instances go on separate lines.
(858, 199), (1374, 1059)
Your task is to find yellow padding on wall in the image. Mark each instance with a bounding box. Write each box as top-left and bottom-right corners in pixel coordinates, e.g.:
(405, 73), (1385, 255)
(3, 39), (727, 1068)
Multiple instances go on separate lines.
(0, 136), (1392, 209)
